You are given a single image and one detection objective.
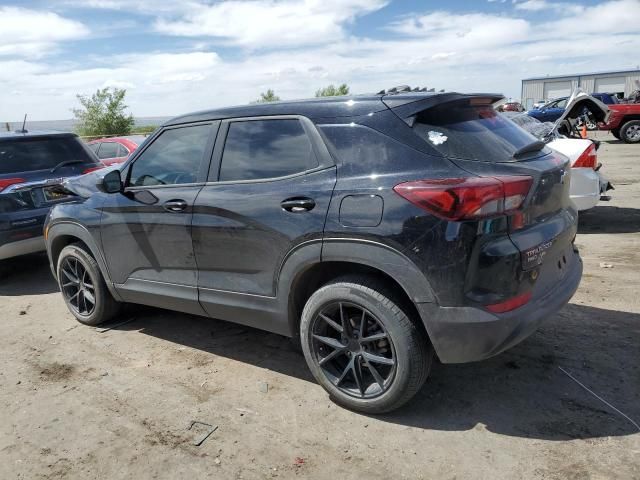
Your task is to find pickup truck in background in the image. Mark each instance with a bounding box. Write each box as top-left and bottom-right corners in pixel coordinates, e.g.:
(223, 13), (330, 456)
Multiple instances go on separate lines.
(599, 103), (640, 143)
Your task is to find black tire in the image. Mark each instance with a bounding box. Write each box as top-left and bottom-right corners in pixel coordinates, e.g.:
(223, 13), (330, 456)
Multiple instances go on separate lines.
(611, 128), (621, 140)
(620, 120), (640, 144)
(56, 244), (120, 326)
(300, 275), (433, 414)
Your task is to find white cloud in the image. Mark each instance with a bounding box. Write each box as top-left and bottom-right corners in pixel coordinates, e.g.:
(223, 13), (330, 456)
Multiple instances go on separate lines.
(153, 0), (388, 48)
(0, 7), (89, 58)
(2, 0), (640, 120)
(514, 0), (550, 11)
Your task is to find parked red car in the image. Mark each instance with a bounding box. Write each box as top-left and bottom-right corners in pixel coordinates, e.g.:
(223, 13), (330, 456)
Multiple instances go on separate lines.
(598, 104), (640, 143)
(500, 102), (525, 112)
(86, 136), (147, 166)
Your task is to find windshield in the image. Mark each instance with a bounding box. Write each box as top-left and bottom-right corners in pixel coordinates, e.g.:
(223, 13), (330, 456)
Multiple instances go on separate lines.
(0, 136), (95, 174)
(412, 99), (541, 162)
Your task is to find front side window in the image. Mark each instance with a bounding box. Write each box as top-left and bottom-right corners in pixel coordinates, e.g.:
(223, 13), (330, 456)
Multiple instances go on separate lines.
(129, 124), (211, 187)
(219, 119), (317, 182)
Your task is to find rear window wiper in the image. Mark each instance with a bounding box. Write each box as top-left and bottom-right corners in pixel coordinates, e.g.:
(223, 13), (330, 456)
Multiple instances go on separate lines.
(50, 159), (87, 173)
(512, 140), (546, 159)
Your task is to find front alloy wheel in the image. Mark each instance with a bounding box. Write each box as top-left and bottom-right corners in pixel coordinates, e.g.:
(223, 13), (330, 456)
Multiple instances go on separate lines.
(60, 256), (96, 316)
(57, 244), (120, 326)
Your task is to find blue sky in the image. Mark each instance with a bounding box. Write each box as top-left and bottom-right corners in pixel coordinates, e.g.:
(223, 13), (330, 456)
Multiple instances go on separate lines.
(1, 0), (638, 120)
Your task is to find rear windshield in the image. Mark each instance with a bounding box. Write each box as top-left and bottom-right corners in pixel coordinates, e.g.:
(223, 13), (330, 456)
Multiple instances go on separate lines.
(0, 136), (95, 174)
(412, 100), (540, 162)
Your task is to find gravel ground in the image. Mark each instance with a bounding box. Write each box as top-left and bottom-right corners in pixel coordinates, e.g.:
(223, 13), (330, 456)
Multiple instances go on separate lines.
(1, 132), (638, 480)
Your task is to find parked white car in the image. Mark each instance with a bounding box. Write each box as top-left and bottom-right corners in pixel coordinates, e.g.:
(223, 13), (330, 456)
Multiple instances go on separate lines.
(505, 90), (613, 211)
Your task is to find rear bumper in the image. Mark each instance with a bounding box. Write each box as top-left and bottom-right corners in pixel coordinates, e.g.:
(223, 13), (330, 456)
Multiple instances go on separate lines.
(570, 168), (600, 211)
(0, 236), (45, 260)
(418, 244), (582, 364)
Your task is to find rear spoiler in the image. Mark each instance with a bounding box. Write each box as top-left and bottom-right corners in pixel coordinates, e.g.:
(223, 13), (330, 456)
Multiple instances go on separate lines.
(383, 92), (505, 126)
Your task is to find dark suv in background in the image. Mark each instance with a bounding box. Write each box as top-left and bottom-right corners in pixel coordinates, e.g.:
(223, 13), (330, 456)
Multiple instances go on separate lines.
(0, 131), (102, 261)
(45, 91), (582, 413)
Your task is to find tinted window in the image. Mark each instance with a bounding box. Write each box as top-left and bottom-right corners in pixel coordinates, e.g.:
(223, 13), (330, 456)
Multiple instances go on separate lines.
(129, 124), (211, 187)
(97, 142), (119, 159)
(412, 100), (539, 162)
(117, 144), (129, 157)
(0, 136), (96, 174)
(219, 119), (317, 181)
(88, 143), (100, 153)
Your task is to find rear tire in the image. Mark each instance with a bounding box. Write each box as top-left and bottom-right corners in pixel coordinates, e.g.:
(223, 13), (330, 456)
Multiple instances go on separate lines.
(57, 244), (120, 326)
(620, 120), (640, 144)
(300, 275), (432, 414)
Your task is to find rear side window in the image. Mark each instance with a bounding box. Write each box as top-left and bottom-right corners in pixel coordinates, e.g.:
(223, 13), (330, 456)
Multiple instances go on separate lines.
(129, 124), (211, 187)
(0, 136), (95, 174)
(97, 142), (119, 159)
(219, 119), (317, 181)
(412, 100), (539, 162)
(117, 144), (129, 157)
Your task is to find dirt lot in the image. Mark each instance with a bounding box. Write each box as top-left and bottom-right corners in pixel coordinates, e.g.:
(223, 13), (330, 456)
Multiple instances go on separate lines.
(1, 132), (638, 480)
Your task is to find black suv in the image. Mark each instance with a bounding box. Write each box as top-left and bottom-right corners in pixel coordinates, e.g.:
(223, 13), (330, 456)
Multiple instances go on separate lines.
(1, 131), (102, 261)
(45, 92), (582, 413)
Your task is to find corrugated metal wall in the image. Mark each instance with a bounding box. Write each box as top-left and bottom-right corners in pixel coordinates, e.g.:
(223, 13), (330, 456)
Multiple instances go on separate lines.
(521, 81), (543, 109)
(626, 74), (640, 95)
(521, 71), (640, 105)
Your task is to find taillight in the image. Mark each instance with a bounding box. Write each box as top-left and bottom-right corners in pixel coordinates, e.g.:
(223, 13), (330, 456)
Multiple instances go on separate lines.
(393, 176), (532, 221)
(83, 166), (105, 174)
(486, 291), (532, 313)
(572, 143), (597, 169)
(0, 178), (26, 192)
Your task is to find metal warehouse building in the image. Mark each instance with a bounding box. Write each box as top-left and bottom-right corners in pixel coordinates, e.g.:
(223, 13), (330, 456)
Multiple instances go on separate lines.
(521, 68), (640, 109)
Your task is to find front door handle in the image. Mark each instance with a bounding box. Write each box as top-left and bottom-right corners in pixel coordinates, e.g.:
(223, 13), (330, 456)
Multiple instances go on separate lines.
(281, 197), (315, 213)
(163, 199), (188, 212)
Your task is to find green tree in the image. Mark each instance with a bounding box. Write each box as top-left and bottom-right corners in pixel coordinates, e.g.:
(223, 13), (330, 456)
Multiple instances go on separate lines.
(72, 87), (135, 137)
(255, 89), (281, 103)
(315, 83), (350, 97)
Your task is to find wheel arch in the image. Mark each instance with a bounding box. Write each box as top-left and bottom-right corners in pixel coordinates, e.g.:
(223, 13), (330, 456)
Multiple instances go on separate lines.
(47, 222), (122, 301)
(281, 239), (436, 341)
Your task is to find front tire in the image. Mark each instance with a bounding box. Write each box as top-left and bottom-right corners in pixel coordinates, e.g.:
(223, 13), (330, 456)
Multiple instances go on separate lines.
(57, 244), (120, 326)
(620, 120), (640, 143)
(300, 276), (432, 414)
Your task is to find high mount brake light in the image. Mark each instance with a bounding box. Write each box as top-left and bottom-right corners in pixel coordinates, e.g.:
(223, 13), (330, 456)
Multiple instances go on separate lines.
(393, 176), (533, 221)
(0, 178), (26, 192)
(572, 143), (597, 169)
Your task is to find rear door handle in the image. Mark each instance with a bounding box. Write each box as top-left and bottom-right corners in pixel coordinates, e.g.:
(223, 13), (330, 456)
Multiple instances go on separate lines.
(163, 199), (188, 212)
(281, 197), (315, 213)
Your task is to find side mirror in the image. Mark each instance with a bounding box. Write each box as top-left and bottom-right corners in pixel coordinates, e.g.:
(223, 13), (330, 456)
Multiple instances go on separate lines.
(101, 169), (122, 193)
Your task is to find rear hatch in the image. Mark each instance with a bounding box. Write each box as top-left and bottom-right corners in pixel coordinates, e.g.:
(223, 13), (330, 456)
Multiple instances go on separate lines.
(388, 94), (578, 301)
(0, 134), (101, 212)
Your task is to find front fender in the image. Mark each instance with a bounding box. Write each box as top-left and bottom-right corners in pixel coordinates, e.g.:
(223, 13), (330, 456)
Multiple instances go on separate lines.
(46, 221), (122, 301)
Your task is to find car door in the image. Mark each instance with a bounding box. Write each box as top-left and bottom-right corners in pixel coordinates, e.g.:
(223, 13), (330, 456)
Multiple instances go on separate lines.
(100, 122), (218, 315)
(546, 98), (567, 122)
(192, 116), (336, 317)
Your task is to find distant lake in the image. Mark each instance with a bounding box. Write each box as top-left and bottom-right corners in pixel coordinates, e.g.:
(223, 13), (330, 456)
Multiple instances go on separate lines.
(1, 116), (173, 133)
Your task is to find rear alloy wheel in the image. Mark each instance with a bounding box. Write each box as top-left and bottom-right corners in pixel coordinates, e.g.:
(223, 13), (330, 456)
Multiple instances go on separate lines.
(57, 244), (120, 326)
(300, 276), (432, 413)
(620, 120), (640, 144)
